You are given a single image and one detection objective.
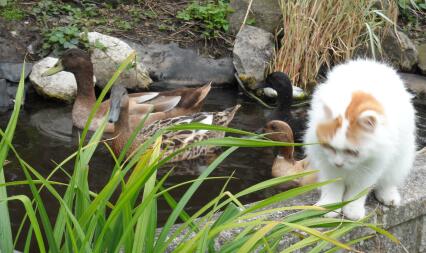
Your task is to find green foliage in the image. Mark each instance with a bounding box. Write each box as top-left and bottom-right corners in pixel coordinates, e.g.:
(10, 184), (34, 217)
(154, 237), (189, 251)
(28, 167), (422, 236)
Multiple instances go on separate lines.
(177, 0), (233, 38)
(0, 53), (399, 252)
(32, 0), (106, 56)
(398, 0), (426, 11)
(397, 0), (426, 24)
(41, 26), (85, 55)
(0, 1), (25, 21)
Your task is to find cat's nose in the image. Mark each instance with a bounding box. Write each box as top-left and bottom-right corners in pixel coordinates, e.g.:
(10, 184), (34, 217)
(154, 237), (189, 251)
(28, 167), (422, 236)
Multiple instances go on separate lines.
(334, 162), (343, 168)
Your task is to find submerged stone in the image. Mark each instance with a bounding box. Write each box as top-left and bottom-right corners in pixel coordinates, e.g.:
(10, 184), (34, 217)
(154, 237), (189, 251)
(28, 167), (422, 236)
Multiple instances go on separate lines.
(0, 62), (32, 82)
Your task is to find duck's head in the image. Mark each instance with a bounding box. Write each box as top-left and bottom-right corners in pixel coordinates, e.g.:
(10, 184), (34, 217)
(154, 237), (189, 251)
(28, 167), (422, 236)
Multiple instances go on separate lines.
(108, 85), (129, 123)
(42, 48), (92, 77)
(262, 120), (294, 160)
(255, 72), (293, 108)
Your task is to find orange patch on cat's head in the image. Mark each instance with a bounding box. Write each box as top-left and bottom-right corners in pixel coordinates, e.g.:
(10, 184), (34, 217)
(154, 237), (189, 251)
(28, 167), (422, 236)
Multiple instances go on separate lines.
(316, 116), (342, 143)
(345, 91), (384, 143)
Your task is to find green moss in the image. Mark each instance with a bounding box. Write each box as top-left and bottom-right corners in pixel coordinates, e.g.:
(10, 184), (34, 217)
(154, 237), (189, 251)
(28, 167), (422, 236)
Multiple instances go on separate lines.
(0, 3), (25, 21)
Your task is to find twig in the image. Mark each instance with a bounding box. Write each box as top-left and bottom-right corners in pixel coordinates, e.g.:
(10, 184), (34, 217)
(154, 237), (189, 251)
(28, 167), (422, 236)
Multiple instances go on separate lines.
(238, 0), (254, 34)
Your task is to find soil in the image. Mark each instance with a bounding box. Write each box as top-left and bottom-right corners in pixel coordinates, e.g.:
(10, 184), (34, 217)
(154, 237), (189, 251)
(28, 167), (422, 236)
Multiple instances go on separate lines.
(3, 0), (234, 62)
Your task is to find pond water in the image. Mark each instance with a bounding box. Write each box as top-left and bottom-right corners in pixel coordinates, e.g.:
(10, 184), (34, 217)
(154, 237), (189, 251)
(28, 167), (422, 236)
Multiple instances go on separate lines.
(1, 85), (426, 237)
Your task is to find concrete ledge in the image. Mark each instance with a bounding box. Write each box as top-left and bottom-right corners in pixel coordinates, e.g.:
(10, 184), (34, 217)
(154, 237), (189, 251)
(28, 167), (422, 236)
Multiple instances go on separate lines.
(164, 151), (426, 252)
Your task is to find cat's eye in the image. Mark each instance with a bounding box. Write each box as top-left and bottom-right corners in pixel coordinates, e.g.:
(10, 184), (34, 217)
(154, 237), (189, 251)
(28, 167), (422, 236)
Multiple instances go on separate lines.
(343, 149), (359, 156)
(321, 144), (336, 153)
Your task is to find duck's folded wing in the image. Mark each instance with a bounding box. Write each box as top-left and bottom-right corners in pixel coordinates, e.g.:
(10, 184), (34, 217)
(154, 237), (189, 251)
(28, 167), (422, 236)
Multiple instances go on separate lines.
(150, 96), (181, 112)
(133, 92), (159, 104)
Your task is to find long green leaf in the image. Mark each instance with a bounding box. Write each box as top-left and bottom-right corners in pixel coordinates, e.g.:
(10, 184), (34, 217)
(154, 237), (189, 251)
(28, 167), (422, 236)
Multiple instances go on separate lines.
(0, 60), (26, 252)
(155, 147), (238, 253)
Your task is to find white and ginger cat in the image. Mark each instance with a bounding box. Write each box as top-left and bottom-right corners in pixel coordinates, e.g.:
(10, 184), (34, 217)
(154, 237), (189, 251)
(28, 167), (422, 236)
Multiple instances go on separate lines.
(304, 59), (416, 220)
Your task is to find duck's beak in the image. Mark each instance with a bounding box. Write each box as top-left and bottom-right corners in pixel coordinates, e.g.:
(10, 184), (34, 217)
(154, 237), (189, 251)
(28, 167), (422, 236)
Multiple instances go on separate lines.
(42, 59), (64, 77)
(108, 96), (122, 123)
(254, 81), (277, 98)
(254, 127), (264, 135)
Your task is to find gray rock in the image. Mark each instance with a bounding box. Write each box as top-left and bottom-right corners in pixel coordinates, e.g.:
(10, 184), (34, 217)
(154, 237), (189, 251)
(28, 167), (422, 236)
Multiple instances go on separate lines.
(417, 43), (426, 75)
(228, 0), (282, 34)
(399, 73), (426, 95)
(0, 79), (27, 112)
(382, 30), (418, 71)
(126, 41), (235, 87)
(0, 63), (32, 82)
(0, 79), (11, 111)
(86, 32), (152, 89)
(233, 25), (274, 83)
(29, 57), (78, 102)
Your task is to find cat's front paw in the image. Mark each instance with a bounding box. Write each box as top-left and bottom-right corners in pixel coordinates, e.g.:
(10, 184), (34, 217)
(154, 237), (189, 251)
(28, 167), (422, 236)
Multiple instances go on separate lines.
(315, 200), (341, 218)
(343, 204), (366, 220)
(375, 187), (401, 207)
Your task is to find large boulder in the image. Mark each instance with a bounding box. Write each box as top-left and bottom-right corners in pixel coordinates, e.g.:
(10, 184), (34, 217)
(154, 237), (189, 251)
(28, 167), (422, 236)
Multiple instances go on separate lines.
(233, 25), (274, 85)
(29, 57), (77, 102)
(417, 43), (426, 75)
(87, 32), (152, 89)
(126, 41), (235, 87)
(382, 30), (418, 72)
(228, 0), (281, 34)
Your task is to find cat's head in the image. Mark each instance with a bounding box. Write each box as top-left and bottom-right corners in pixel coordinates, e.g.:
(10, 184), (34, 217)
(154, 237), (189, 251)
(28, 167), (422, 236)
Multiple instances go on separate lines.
(316, 91), (384, 170)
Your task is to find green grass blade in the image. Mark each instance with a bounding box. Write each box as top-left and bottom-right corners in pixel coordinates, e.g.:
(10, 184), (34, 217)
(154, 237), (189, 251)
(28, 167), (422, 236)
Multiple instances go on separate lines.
(0, 60), (26, 252)
(237, 221), (280, 253)
(155, 146), (239, 253)
(132, 137), (161, 253)
(281, 222), (358, 252)
(4, 195), (46, 253)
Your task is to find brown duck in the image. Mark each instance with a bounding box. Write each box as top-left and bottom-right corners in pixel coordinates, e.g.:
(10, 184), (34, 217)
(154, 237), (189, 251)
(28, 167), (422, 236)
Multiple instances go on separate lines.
(108, 85), (240, 162)
(263, 120), (317, 187)
(42, 48), (211, 132)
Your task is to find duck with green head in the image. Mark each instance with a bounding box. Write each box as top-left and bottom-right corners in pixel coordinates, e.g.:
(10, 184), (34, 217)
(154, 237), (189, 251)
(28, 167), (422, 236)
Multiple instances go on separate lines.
(108, 85), (240, 162)
(42, 48), (212, 133)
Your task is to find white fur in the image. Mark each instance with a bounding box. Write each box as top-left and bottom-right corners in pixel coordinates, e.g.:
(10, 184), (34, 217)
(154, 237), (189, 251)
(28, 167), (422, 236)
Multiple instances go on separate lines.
(304, 59), (416, 220)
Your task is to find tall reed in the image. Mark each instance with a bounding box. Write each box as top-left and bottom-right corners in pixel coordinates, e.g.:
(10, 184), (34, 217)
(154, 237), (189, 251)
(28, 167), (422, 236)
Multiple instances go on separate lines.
(273, 0), (397, 90)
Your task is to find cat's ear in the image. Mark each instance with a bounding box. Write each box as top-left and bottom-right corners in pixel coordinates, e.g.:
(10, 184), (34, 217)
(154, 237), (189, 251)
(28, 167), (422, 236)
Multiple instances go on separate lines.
(357, 110), (379, 132)
(323, 104), (333, 119)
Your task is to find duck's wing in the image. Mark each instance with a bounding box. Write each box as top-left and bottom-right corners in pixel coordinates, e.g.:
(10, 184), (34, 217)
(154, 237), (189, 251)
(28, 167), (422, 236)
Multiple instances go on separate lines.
(129, 94), (181, 115)
(132, 92), (159, 104)
(161, 113), (214, 149)
(148, 96), (181, 112)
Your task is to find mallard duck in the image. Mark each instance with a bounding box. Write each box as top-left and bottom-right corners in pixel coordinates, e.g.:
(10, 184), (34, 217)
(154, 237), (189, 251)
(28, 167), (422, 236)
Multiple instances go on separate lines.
(108, 85), (240, 162)
(255, 72), (293, 118)
(263, 120), (317, 188)
(255, 72), (309, 142)
(42, 48), (211, 133)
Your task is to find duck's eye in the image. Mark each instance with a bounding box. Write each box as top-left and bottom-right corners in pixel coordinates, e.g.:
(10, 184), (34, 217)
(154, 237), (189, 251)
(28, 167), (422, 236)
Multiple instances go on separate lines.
(321, 144), (336, 153)
(343, 149), (359, 156)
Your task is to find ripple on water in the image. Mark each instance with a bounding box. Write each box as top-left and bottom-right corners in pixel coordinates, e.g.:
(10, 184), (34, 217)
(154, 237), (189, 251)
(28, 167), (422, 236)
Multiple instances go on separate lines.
(29, 107), (74, 142)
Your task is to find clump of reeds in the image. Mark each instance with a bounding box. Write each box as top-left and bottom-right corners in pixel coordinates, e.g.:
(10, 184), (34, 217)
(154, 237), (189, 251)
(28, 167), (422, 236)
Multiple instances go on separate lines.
(273, 0), (398, 90)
